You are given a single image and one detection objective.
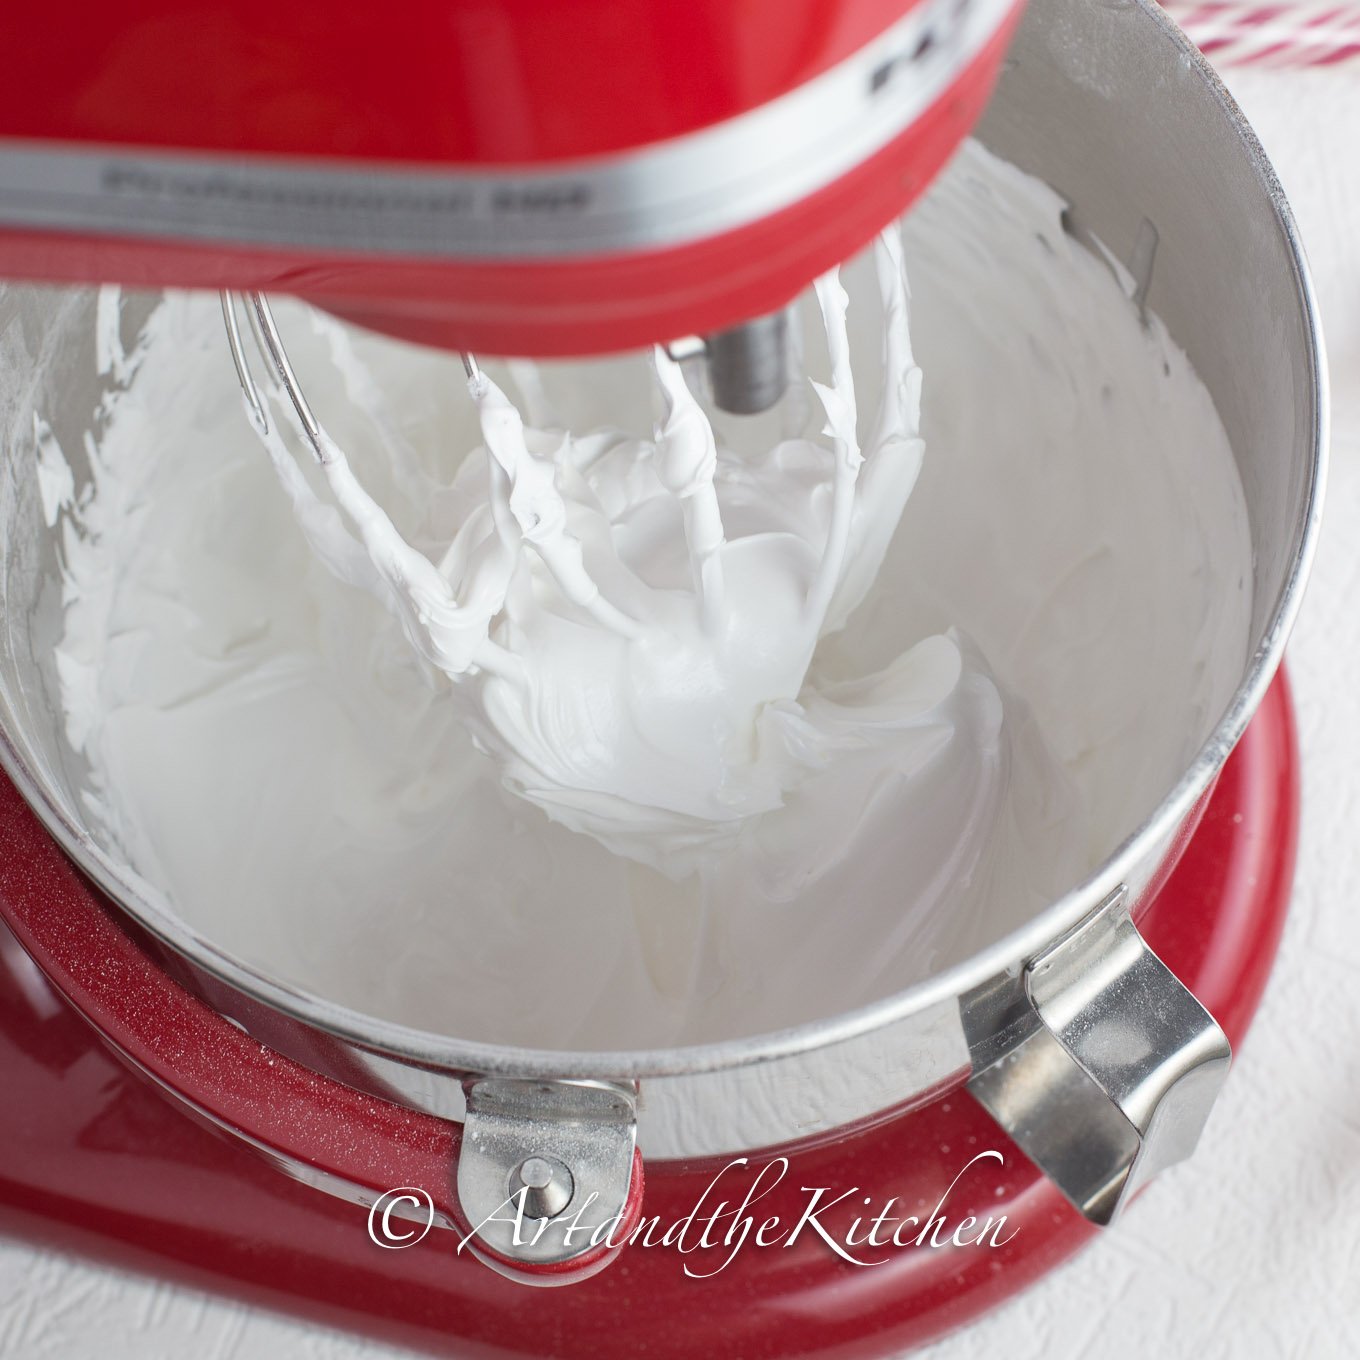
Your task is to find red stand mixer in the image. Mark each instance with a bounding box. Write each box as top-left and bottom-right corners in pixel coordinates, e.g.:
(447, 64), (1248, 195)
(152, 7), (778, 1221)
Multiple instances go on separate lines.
(0, 0), (1325, 1353)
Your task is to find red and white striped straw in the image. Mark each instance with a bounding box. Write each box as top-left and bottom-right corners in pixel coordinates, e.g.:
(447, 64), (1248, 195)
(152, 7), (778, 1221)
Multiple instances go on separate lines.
(1164, 0), (1360, 66)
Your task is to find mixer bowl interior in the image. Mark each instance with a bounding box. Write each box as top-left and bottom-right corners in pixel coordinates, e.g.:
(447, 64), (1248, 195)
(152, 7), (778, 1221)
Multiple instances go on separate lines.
(0, 0), (1323, 1074)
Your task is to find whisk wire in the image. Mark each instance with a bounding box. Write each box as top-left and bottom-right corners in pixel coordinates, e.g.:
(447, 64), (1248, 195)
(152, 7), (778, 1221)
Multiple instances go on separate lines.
(247, 292), (322, 454)
(220, 290), (480, 462)
(219, 292), (266, 434)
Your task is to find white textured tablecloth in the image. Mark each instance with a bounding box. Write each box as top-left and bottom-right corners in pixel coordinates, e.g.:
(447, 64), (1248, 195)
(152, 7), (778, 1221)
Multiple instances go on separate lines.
(2, 65), (1359, 1360)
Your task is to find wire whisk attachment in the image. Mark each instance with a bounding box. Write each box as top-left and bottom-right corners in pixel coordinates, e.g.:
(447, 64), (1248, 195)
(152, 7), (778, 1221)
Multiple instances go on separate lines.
(220, 291), (480, 462)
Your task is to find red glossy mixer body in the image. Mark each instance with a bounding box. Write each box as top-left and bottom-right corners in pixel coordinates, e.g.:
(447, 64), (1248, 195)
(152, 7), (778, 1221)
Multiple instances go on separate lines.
(0, 0), (1023, 356)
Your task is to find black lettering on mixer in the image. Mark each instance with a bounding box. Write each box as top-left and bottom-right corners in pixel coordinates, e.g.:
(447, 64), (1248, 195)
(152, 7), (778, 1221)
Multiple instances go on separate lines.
(102, 162), (592, 224)
(101, 163), (477, 218)
(489, 183), (592, 215)
(868, 0), (972, 95)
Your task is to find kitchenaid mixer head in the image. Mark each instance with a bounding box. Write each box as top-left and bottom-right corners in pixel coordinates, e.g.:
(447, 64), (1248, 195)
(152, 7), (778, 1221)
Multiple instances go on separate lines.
(0, 0), (1026, 414)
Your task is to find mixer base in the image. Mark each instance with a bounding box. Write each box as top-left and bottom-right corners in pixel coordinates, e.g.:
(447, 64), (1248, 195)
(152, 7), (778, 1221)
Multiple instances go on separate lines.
(0, 672), (1298, 1358)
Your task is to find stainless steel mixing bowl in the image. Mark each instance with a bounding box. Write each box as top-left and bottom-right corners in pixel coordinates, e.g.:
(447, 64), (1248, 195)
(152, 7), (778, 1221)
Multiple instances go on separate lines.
(0, 0), (1325, 1273)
